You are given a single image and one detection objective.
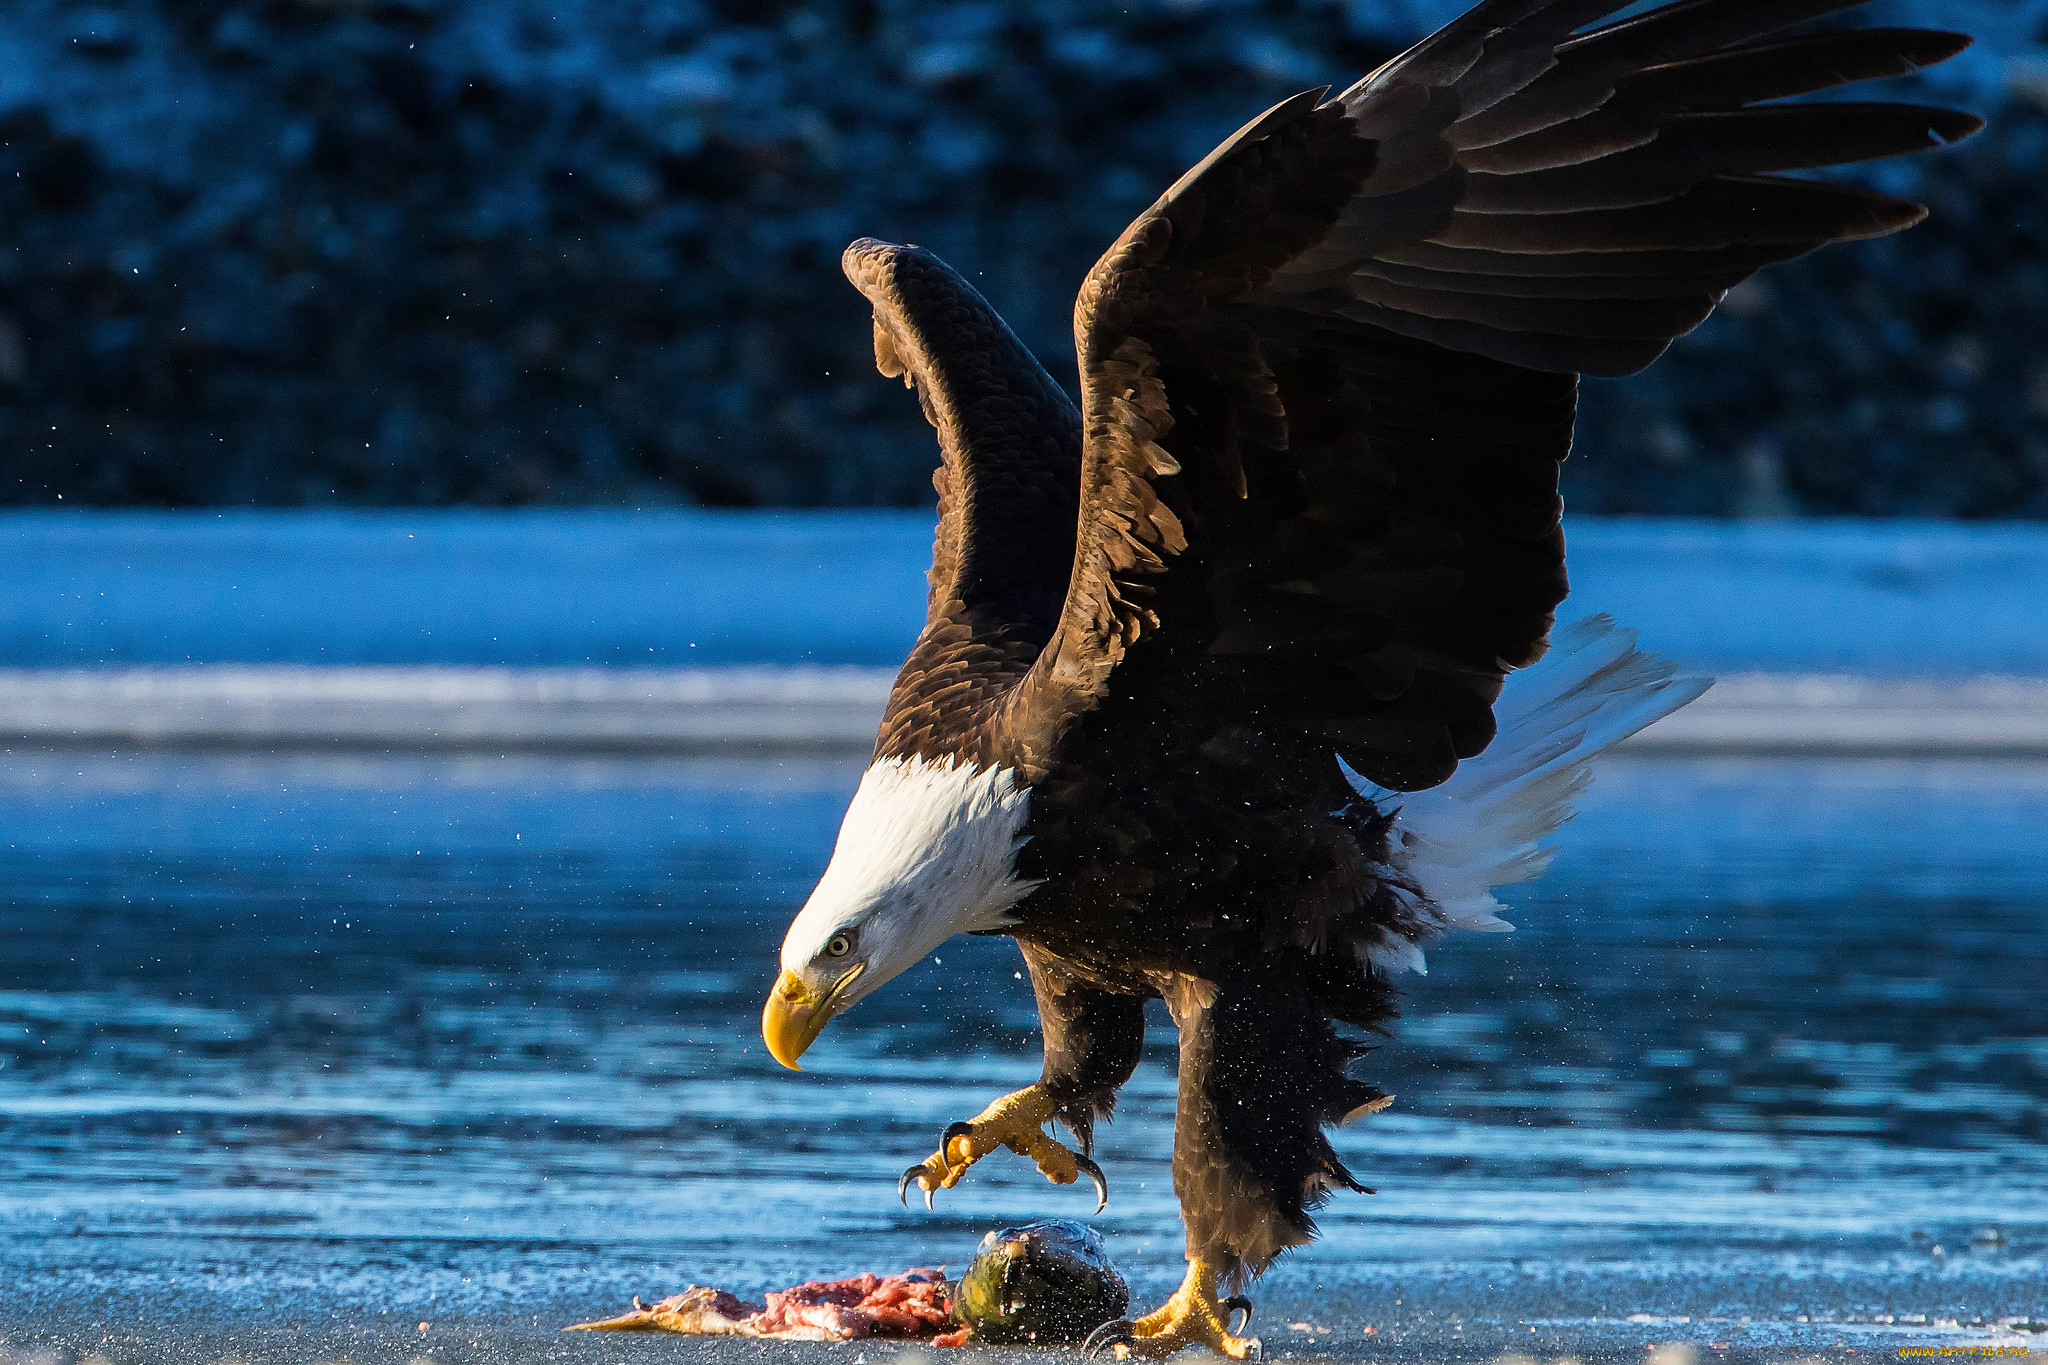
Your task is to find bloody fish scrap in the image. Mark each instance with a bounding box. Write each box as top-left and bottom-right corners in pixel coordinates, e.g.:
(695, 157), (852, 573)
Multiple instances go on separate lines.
(567, 1269), (953, 1341)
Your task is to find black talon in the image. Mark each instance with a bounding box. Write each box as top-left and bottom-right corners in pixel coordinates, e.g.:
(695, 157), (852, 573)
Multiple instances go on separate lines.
(1083, 1319), (1138, 1356)
(901, 1121), (976, 1213)
(1224, 1296), (1254, 1335)
(1074, 1152), (1110, 1215)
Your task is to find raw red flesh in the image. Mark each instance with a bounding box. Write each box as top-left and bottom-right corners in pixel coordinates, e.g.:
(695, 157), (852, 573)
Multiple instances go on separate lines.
(566, 1267), (957, 1341)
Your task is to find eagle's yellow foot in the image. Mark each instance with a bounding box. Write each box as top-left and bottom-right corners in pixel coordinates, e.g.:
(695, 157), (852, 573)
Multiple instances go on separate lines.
(1084, 1260), (1258, 1360)
(896, 1084), (1108, 1213)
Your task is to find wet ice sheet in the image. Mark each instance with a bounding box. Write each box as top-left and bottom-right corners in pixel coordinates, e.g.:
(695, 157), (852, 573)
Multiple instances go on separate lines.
(0, 750), (2043, 1363)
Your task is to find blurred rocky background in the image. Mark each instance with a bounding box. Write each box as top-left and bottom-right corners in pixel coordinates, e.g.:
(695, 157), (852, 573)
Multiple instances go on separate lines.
(0, 0), (2042, 513)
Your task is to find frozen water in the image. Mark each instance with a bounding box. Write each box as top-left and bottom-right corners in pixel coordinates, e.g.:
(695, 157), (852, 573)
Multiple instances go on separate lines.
(5, 511), (2048, 675)
(0, 747), (2042, 1361)
(2, 511), (2043, 1360)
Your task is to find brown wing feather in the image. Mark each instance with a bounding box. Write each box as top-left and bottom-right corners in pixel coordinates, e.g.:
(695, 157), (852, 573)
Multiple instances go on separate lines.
(1000, 0), (1975, 792)
(839, 240), (1085, 765)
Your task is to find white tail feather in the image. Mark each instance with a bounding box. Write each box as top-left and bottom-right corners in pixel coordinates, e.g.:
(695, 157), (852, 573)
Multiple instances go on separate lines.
(1348, 615), (1710, 975)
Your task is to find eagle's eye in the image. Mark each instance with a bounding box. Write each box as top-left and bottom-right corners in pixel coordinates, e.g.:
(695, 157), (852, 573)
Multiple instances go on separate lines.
(825, 932), (854, 959)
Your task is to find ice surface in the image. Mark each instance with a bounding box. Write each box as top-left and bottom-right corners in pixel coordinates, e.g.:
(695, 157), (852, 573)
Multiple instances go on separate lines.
(4, 511), (2047, 676)
(0, 748), (2042, 1361)
(0, 510), (930, 668)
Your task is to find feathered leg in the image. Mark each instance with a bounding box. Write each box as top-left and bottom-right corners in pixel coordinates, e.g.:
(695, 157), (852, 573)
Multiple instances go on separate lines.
(1090, 965), (1388, 1358)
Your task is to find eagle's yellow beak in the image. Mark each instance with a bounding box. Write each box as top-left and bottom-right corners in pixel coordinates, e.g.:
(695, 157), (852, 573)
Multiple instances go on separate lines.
(762, 964), (863, 1070)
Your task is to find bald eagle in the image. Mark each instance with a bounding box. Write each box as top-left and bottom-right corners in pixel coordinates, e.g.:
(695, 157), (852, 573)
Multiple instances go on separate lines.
(762, 0), (1978, 1355)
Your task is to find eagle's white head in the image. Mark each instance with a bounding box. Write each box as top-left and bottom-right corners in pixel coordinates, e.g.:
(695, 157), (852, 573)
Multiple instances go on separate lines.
(761, 755), (1039, 1069)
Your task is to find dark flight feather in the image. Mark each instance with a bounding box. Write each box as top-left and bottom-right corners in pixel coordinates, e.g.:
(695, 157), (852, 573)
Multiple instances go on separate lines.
(1461, 105), (1982, 213)
(1451, 0), (1910, 149)
(1463, 29), (1974, 171)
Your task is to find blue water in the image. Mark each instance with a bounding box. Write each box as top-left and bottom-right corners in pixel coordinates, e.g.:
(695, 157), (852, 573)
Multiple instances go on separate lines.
(0, 748), (2042, 1361)
(7, 511), (2048, 675)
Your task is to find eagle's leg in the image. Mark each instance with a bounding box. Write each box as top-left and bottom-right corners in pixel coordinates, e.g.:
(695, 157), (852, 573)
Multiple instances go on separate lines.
(1087, 1258), (1258, 1360)
(1092, 967), (1387, 1358)
(901, 946), (1145, 1210)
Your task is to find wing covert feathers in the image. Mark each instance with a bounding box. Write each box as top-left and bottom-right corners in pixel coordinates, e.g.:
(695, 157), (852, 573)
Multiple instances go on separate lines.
(1002, 0), (1973, 790)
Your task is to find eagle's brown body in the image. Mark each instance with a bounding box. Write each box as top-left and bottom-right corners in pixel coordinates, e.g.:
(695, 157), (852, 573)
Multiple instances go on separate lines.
(768, 0), (1977, 1350)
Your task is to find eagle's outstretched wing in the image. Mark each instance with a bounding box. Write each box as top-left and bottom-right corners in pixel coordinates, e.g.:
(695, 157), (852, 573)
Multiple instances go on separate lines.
(1002, 0), (1976, 790)
(841, 240), (1087, 767)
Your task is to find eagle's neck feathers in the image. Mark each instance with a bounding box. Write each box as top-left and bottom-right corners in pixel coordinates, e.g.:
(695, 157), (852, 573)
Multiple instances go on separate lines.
(780, 755), (1041, 995)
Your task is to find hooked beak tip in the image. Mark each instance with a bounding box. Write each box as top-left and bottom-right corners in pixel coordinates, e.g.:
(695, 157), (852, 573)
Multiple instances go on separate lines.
(762, 964), (861, 1071)
(762, 969), (816, 1070)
